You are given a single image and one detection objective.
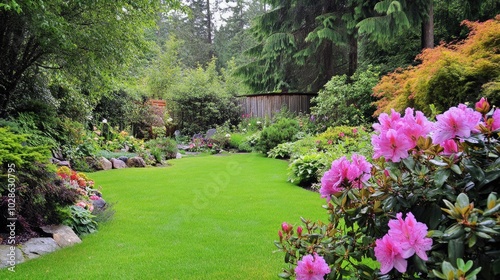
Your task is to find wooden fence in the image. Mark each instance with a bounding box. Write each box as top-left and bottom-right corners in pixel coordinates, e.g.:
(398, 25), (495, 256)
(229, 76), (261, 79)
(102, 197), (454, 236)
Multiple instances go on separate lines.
(237, 93), (317, 119)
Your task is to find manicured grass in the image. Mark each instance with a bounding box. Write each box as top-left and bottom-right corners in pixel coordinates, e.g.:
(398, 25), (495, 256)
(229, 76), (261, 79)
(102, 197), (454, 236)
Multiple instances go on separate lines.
(1, 153), (326, 279)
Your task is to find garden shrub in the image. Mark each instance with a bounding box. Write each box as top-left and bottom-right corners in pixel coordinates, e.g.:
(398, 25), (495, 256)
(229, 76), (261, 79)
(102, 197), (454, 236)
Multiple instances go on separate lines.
(268, 142), (295, 159)
(287, 153), (329, 187)
(374, 16), (500, 116)
(144, 137), (178, 163)
(276, 99), (500, 279)
(0, 127), (80, 235)
(168, 59), (241, 136)
(310, 66), (379, 131)
(257, 118), (300, 153)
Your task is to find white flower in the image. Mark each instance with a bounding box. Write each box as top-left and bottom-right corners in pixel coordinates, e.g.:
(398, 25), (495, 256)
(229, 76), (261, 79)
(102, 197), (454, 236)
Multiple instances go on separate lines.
(242, 128), (247, 132)
(256, 121), (262, 125)
(225, 133), (231, 138)
(102, 119), (108, 124)
(167, 118), (173, 122)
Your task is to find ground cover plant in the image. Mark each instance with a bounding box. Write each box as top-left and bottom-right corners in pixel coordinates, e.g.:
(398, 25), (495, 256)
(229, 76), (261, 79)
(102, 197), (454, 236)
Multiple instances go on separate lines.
(275, 99), (500, 279)
(0, 154), (325, 279)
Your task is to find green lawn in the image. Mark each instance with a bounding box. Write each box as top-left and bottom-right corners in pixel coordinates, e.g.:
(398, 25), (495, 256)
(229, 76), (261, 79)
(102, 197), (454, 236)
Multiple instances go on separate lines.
(1, 153), (326, 279)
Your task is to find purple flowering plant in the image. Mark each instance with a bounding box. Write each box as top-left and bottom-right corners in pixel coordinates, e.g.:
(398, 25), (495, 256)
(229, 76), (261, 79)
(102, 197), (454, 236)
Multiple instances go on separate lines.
(275, 98), (500, 279)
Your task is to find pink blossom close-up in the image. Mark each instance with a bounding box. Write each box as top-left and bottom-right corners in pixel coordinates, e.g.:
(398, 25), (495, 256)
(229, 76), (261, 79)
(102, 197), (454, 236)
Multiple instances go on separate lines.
(373, 109), (402, 133)
(401, 108), (433, 145)
(374, 234), (407, 274)
(488, 108), (500, 131)
(431, 104), (482, 145)
(441, 139), (459, 155)
(295, 253), (331, 280)
(320, 156), (349, 199)
(387, 212), (433, 261)
(348, 154), (372, 188)
(320, 154), (372, 199)
(371, 129), (414, 162)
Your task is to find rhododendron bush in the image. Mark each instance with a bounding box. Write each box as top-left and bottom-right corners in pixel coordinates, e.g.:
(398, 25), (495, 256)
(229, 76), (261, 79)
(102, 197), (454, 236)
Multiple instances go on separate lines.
(276, 98), (500, 279)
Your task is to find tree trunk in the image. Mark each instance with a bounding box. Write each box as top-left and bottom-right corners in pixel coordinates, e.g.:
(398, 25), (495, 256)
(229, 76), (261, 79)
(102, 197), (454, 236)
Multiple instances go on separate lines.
(421, 0), (434, 49)
(206, 0), (212, 45)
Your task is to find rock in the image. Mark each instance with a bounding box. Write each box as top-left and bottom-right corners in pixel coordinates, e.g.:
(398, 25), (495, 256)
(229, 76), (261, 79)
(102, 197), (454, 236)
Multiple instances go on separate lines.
(176, 152), (182, 159)
(20, 238), (59, 259)
(51, 158), (71, 168)
(40, 225), (81, 248)
(0, 245), (24, 269)
(206, 128), (217, 139)
(92, 197), (107, 210)
(110, 158), (127, 169)
(98, 157), (112, 170)
(118, 156), (129, 163)
(57, 161), (71, 168)
(126, 156), (146, 168)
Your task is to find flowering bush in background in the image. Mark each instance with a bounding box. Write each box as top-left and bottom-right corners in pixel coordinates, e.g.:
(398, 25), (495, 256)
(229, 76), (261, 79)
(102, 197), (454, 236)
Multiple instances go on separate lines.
(276, 98), (500, 279)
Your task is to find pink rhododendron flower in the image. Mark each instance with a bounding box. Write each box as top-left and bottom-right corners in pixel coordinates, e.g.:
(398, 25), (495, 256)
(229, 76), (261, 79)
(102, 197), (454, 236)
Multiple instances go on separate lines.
(373, 109), (403, 133)
(320, 156), (350, 199)
(441, 139), (459, 155)
(475, 97), (490, 114)
(348, 154), (372, 188)
(374, 234), (407, 274)
(320, 155), (372, 199)
(400, 108), (433, 146)
(371, 129), (414, 162)
(488, 109), (500, 131)
(295, 253), (331, 280)
(431, 104), (482, 144)
(282, 222), (292, 233)
(387, 212), (433, 261)
(90, 195), (101, 201)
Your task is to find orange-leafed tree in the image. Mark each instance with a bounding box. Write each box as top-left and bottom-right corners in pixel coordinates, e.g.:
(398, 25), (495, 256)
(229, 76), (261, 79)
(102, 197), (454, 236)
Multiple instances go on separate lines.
(373, 15), (500, 116)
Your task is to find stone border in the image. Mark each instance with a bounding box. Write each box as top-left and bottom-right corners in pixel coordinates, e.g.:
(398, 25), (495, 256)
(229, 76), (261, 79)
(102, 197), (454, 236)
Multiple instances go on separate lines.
(0, 225), (81, 270)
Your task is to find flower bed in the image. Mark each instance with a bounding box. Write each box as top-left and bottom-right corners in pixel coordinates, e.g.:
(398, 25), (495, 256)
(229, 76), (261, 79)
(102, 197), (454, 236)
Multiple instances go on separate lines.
(276, 98), (500, 279)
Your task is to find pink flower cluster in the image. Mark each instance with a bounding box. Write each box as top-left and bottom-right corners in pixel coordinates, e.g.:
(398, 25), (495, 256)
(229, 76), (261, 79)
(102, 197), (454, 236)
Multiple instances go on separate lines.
(295, 253), (331, 280)
(372, 108), (433, 162)
(431, 104), (482, 144)
(320, 154), (372, 200)
(374, 212), (433, 274)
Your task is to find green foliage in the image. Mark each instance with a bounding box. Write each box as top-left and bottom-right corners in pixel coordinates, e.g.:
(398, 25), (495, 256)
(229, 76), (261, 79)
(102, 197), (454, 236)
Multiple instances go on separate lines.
(268, 142), (295, 159)
(0, 127), (50, 167)
(168, 59), (241, 135)
(287, 153), (329, 187)
(257, 118), (300, 153)
(63, 205), (98, 236)
(311, 67), (379, 130)
(0, 0), (182, 117)
(144, 137), (178, 163)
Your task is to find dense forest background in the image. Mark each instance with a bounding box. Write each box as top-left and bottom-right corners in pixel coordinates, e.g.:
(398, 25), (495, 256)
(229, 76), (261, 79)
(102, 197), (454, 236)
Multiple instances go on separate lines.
(0, 0), (499, 135)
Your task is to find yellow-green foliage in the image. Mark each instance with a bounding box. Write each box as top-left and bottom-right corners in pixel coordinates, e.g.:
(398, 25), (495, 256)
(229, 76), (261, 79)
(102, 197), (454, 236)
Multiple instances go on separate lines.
(374, 16), (500, 116)
(0, 127), (49, 167)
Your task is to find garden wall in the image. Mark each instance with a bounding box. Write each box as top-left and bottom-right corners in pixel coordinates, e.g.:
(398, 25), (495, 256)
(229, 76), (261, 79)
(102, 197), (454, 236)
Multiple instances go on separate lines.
(238, 93), (317, 118)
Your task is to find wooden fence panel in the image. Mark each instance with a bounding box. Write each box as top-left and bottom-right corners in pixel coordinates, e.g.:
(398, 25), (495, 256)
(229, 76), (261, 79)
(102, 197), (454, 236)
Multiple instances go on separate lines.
(238, 93), (317, 119)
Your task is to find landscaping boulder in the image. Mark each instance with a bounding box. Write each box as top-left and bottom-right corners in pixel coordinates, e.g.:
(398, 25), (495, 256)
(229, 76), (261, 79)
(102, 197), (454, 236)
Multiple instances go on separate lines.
(51, 158), (71, 168)
(40, 225), (81, 248)
(0, 245), (24, 269)
(118, 156), (129, 163)
(92, 197), (107, 210)
(20, 238), (59, 259)
(111, 158), (127, 169)
(98, 157), (113, 170)
(176, 152), (182, 159)
(127, 156), (146, 168)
